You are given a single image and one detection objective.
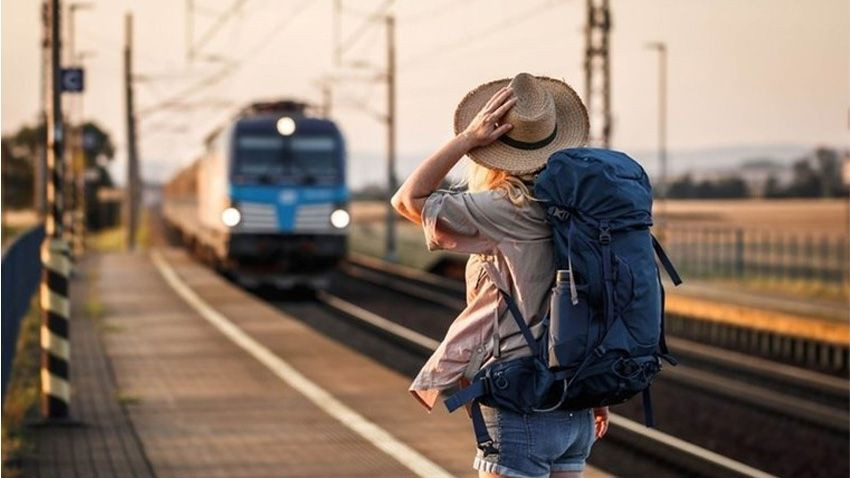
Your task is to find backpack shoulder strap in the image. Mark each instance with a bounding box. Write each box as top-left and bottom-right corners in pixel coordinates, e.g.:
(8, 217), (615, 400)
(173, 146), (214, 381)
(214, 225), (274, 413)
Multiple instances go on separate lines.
(654, 266), (679, 365)
(499, 289), (540, 357)
(480, 258), (541, 356)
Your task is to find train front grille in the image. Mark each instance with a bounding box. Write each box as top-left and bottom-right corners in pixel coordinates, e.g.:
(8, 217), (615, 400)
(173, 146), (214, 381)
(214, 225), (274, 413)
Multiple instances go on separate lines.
(237, 202), (279, 232)
(294, 203), (334, 232)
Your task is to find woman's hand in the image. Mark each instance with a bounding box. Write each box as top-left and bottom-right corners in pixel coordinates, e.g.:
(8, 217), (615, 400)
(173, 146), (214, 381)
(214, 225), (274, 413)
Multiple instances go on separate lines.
(593, 406), (609, 439)
(460, 86), (517, 149)
(391, 86), (516, 224)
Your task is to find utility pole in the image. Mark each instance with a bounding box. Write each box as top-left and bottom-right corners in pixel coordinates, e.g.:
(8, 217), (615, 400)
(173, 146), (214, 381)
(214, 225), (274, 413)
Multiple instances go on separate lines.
(584, 0), (612, 147)
(36, 0), (49, 217)
(40, 0), (72, 420)
(333, 0), (341, 67)
(65, 2), (76, 253)
(321, 81), (332, 118)
(330, 1), (396, 259)
(124, 12), (140, 250)
(67, 2), (91, 257)
(186, 0), (194, 62)
(647, 42), (668, 228)
(384, 13), (397, 262)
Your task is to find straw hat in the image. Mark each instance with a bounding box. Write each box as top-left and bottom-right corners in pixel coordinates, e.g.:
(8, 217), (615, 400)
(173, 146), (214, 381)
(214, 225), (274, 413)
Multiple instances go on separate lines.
(454, 73), (589, 174)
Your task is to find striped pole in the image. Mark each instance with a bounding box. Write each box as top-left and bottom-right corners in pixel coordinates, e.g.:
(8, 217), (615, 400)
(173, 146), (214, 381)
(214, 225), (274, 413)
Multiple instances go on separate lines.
(40, 0), (71, 419)
(40, 239), (71, 417)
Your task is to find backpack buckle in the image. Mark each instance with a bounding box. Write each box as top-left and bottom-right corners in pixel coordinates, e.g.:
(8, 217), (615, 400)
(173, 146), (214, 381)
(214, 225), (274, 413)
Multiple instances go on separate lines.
(598, 226), (611, 244)
(548, 206), (570, 221)
(479, 440), (499, 456)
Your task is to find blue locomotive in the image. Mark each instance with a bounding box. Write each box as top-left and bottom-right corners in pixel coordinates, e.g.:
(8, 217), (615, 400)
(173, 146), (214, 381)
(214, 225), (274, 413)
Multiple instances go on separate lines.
(163, 100), (349, 288)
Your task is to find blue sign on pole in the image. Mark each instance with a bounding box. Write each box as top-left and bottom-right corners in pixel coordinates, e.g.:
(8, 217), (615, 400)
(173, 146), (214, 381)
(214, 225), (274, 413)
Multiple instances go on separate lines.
(61, 67), (84, 93)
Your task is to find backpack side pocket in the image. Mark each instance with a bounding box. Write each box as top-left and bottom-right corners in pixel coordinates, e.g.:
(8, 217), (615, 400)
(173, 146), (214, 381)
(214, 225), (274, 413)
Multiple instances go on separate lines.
(548, 280), (596, 369)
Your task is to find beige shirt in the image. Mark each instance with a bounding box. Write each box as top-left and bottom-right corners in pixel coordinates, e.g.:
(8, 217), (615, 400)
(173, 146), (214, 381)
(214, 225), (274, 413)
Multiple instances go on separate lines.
(409, 188), (555, 411)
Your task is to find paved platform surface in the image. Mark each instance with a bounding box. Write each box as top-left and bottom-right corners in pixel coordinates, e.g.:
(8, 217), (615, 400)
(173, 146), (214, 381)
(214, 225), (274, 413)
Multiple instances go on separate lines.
(22, 257), (155, 478)
(25, 248), (610, 477)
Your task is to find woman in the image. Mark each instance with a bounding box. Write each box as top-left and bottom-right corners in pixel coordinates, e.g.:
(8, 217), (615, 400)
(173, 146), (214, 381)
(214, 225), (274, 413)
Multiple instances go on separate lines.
(391, 73), (609, 478)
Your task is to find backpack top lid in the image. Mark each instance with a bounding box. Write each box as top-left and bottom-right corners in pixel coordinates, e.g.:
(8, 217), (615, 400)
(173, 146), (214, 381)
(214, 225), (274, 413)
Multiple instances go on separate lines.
(534, 148), (654, 230)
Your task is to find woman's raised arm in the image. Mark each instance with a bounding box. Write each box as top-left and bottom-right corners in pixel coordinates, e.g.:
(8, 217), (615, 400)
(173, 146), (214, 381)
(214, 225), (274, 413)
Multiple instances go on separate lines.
(390, 86), (516, 224)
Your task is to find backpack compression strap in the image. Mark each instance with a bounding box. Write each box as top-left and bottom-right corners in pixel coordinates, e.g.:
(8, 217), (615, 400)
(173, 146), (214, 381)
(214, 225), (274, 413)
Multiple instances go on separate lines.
(655, 266), (679, 365)
(642, 387), (656, 427)
(469, 400), (499, 456)
(649, 233), (681, 364)
(650, 233), (683, 286)
(599, 222), (616, 331)
(645, 234), (682, 427)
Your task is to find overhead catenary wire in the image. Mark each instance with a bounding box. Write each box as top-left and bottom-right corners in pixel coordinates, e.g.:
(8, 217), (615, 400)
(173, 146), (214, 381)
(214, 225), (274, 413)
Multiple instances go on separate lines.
(337, 0), (394, 59)
(138, 0), (314, 119)
(188, 0), (249, 61)
(398, 0), (569, 71)
(137, 0), (317, 166)
(396, 0), (483, 24)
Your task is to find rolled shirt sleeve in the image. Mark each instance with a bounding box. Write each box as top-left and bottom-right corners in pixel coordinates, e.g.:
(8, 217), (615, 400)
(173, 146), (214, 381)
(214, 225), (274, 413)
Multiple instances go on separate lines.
(421, 190), (498, 253)
(421, 189), (546, 254)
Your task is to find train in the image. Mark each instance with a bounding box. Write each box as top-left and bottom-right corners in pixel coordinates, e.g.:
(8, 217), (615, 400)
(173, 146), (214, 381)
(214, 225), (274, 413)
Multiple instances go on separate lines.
(162, 100), (349, 289)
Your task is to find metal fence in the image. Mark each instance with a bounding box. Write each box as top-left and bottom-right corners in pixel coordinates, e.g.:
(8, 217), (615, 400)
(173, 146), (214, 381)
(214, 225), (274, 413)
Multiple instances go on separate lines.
(1, 225), (45, 402)
(659, 224), (849, 287)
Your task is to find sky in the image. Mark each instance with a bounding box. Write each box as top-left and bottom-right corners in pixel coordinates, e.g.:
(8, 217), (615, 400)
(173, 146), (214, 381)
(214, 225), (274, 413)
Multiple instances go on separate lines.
(2, 0), (849, 187)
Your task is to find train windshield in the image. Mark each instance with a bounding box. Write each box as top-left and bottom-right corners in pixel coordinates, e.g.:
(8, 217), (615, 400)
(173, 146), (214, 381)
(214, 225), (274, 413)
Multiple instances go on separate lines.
(232, 134), (341, 185)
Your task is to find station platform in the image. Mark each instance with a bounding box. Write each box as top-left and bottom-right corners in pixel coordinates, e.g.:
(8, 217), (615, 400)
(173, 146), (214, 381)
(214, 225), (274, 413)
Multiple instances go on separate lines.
(23, 248), (610, 477)
(663, 277), (847, 323)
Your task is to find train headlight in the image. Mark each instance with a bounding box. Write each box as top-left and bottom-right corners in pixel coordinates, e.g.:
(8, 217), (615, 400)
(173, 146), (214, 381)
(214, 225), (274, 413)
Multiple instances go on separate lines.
(330, 209), (350, 229)
(276, 117), (296, 136)
(221, 207), (241, 227)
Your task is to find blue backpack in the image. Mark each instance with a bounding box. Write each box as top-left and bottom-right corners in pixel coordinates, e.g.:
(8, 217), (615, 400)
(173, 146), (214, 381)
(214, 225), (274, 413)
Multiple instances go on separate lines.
(445, 148), (682, 455)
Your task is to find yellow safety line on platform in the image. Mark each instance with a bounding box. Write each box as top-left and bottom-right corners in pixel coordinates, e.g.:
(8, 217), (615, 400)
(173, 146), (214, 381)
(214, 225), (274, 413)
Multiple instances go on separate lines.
(665, 294), (850, 346)
(150, 250), (455, 478)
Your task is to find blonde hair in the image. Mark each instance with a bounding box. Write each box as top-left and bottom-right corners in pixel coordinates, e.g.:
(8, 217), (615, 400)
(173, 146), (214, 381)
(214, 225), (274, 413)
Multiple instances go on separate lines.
(462, 160), (539, 207)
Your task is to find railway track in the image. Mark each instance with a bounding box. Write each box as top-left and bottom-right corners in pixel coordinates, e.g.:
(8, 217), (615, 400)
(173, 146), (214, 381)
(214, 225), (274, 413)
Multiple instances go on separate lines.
(320, 290), (788, 478)
(343, 254), (850, 426)
(294, 254), (849, 477)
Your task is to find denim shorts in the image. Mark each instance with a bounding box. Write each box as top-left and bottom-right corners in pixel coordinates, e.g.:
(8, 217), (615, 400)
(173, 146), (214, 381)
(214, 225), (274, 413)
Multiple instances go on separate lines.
(472, 404), (596, 478)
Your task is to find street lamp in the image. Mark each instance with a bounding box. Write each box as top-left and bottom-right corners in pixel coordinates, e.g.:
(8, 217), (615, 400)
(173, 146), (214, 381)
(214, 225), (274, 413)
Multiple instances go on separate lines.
(68, 2), (94, 63)
(646, 41), (668, 230)
(67, 2), (94, 256)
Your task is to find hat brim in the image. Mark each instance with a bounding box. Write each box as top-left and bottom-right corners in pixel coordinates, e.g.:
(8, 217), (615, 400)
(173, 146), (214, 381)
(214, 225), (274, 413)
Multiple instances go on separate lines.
(454, 76), (589, 175)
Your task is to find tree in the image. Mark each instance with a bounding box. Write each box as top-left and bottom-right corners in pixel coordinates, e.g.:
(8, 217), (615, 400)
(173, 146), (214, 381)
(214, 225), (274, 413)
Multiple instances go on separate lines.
(781, 148), (849, 198)
(80, 121), (115, 168)
(668, 174), (696, 198)
(764, 174), (784, 198)
(713, 176), (749, 198)
(1, 123), (44, 209)
(813, 147), (846, 197)
(1, 121), (118, 222)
